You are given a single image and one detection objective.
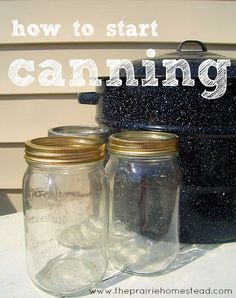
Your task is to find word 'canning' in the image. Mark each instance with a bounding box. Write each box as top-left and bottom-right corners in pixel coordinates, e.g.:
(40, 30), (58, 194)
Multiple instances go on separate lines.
(8, 49), (231, 99)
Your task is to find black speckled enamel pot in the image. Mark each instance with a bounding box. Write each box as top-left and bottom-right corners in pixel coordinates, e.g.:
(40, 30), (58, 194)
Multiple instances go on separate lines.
(78, 40), (236, 243)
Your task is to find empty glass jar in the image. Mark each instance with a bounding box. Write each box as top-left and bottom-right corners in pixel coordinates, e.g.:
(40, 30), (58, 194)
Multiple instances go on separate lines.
(48, 125), (109, 139)
(48, 126), (110, 163)
(23, 137), (108, 296)
(106, 131), (181, 275)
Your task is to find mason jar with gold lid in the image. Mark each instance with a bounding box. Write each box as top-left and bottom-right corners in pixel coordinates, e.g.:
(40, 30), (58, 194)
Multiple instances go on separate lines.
(23, 137), (108, 296)
(106, 131), (181, 275)
(47, 126), (110, 164)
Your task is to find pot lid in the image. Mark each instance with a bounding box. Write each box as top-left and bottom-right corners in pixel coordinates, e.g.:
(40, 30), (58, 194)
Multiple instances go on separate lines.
(119, 40), (236, 79)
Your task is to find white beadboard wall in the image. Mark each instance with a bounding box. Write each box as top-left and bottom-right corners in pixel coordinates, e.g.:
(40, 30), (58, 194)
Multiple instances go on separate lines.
(0, 0), (236, 214)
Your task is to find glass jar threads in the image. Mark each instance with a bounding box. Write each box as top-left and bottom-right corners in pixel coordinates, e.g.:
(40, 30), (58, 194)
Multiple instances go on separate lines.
(48, 126), (110, 164)
(106, 131), (181, 275)
(48, 125), (109, 142)
(23, 137), (109, 296)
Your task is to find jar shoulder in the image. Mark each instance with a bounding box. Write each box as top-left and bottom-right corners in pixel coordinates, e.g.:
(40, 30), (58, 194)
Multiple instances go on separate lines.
(106, 156), (182, 184)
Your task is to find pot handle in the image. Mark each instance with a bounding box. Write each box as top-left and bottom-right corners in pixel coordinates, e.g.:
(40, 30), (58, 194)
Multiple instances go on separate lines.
(177, 40), (207, 52)
(77, 92), (99, 105)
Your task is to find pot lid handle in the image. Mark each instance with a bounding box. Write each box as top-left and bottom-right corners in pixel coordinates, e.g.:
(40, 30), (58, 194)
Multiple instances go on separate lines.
(177, 40), (207, 52)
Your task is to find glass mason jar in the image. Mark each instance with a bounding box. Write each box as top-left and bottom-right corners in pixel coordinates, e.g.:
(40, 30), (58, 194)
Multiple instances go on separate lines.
(48, 126), (110, 164)
(106, 131), (181, 275)
(23, 137), (109, 296)
(48, 125), (109, 144)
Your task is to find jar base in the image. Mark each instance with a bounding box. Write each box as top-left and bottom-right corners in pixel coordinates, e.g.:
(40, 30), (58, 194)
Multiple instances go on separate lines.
(110, 237), (179, 276)
(33, 250), (106, 296)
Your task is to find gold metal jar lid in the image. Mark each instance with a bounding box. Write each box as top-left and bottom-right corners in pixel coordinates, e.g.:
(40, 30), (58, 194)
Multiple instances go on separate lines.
(109, 131), (178, 157)
(25, 137), (105, 164)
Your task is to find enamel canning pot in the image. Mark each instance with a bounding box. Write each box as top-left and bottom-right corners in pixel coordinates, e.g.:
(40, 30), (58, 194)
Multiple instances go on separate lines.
(78, 40), (236, 243)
